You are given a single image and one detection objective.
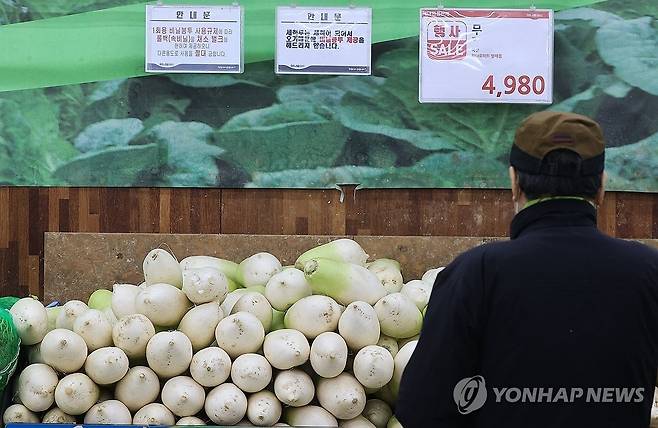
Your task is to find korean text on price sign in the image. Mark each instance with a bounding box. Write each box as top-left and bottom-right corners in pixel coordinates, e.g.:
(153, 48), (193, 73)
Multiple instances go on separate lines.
(419, 8), (554, 103)
(146, 5), (243, 73)
(276, 6), (372, 75)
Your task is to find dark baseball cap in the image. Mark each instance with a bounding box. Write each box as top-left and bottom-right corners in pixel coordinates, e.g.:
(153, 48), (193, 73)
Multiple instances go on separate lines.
(510, 111), (605, 177)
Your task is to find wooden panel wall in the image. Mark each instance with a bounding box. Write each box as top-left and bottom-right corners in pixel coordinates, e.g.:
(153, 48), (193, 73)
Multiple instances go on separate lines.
(0, 187), (657, 298)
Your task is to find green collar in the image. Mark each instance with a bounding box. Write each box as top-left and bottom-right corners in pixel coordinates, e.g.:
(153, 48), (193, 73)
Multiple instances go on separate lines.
(522, 196), (596, 210)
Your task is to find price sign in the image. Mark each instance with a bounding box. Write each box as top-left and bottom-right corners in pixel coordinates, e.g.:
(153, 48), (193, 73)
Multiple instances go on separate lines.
(276, 6), (372, 75)
(146, 5), (243, 73)
(419, 8), (553, 103)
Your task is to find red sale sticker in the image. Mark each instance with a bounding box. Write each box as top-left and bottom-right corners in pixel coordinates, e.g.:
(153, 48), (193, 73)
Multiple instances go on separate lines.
(419, 8), (554, 104)
(426, 20), (468, 60)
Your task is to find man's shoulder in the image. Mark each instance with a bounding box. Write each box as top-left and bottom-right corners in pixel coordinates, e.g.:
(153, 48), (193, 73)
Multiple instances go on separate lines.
(444, 239), (510, 273)
(442, 234), (658, 281)
(589, 233), (658, 262)
(612, 237), (658, 256)
(453, 238), (517, 262)
(469, 233), (658, 257)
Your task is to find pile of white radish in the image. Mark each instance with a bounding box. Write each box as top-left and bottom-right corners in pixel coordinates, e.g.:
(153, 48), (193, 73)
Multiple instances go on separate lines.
(4, 239), (444, 427)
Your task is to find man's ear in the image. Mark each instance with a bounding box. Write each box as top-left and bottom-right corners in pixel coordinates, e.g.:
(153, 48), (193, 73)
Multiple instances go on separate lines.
(509, 166), (520, 202)
(595, 171), (607, 207)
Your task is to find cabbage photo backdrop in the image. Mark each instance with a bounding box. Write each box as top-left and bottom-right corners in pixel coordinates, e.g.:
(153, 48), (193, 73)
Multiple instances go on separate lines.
(0, 0), (656, 189)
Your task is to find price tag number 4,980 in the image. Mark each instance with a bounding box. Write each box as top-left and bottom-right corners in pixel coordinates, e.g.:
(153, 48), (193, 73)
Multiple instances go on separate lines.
(481, 74), (546, 98)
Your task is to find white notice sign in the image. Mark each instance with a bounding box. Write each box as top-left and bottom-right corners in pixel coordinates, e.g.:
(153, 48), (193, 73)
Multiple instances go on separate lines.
(146, 5), (243, 73)
(276, 6), (371, 75)
(419, 8), (553, 103)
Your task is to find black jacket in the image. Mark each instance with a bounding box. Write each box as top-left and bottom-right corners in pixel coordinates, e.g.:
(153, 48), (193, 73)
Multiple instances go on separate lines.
(396, 199), (658, 428)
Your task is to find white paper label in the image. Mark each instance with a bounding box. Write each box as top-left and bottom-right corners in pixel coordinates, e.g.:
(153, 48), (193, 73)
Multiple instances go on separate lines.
(276, 6), (372, 75)
(419, 8), (553, 104)
(146, 5), (243, 73)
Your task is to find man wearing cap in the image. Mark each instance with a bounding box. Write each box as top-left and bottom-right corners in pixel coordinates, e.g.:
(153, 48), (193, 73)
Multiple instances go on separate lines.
(396, 111), (658, 427)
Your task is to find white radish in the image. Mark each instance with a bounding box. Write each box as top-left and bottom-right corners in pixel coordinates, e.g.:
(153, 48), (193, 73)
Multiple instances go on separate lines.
(362, 399), (393, 428)
(162, 376), (206, 417)
(9, 297), (48, 345)
(237, 252), (282, 287)
(263, 329), (310, 370)
(46, 306), (61, 333)
(112, 313), (155, 359)
(17, 363), (58, 412)
(143, 248), (183, 288)
(88, 289), (113, 310)
(178, 301), (224, 352)
(73, 309), (113, 351)
(135, 283), (191, 327)
(376, 335), (399, 358)
(421, 267), (445, 285)
(374, 384), (396, 408)
(398, 335), (420, 349)
(265, 268), (312, 311)
(374, 293), (423, 339)
(205, 383), (248, 425)
(146, 331), (193, 378)
(54, 373), (100, 415)
(42, 407), (76, 423)
(190, 347), (232, 387)
(387, 416), (402, 428)
(317, 372), (367, 420)
(401, 280), (432, 311)
(303, 259), (386, 306)
(111, 283), (140, 318)
(55, 300), (89, 330)
(247, 390), (283, 426)
(177, 416), (206, 425)
(84, 347), (129, 385)
(367, 259), (404, 294)
(114, 366), (160, 412)
(296, 238), (368, 267)
(102, 307), (118, 326)
(220, 288), (251, 315)
(274, 369), (315, 407)
(310, 332), (348, 378)
(3, 404), (39, 424)
(231, 353), (273, 393)
(390, 340), (418, 397)
(271, 309), (286, 331)
(247, 285), (267, 295)
(232, 292), (273, 331)
(27, 344), (44, 364)
(340, 415), (377, 428)
(338, 301), (380, 350)
(353, 346), (395, 389)
(215, 312), (265, 359)
(133, 403), (176, 426)
(284, 295), (342, 339)
(40, 329), (88, 373)
(84, 400), (132, 424)
(182, 267), (229, 304)
(180, 255), (240, 284)
(285, 405), (338, 427)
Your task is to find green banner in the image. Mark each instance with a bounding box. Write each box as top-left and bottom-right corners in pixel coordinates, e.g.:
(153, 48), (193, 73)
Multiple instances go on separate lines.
(0, 0), (656, 191)
(0, 0), (604, 92)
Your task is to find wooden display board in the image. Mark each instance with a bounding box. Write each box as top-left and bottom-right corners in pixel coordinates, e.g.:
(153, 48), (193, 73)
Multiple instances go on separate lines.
(43, 233), (502, 302)
(43, 233), (658, 303)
